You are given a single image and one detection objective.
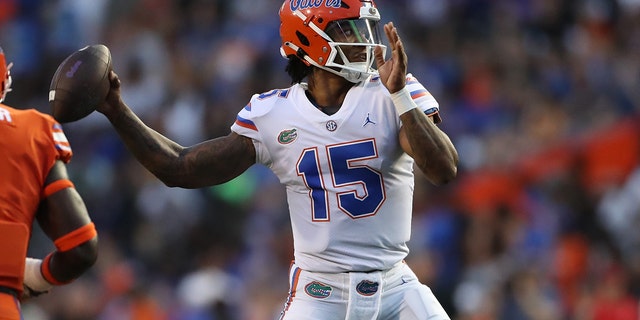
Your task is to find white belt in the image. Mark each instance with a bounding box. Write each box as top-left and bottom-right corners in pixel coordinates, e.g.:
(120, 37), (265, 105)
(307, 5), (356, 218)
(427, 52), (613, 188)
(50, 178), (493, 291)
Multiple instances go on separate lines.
(345, 270), (383, 320)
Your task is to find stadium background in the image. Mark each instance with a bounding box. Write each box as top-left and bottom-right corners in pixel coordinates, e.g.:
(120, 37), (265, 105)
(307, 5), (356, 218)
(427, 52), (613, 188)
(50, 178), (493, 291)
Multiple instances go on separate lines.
(2, 0), (640, 319)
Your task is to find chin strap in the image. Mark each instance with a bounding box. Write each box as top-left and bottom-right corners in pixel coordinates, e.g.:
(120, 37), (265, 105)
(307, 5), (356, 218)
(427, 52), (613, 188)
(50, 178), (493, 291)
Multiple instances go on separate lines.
(316, 63), (370, 83)
(282, 42), (377, 83)
(305, 54), (372, 83)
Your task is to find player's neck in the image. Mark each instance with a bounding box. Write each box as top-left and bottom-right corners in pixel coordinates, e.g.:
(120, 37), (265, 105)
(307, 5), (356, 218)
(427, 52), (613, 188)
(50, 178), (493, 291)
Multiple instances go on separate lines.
(305, 91), (341, 115)
(306, 70), (354, 115)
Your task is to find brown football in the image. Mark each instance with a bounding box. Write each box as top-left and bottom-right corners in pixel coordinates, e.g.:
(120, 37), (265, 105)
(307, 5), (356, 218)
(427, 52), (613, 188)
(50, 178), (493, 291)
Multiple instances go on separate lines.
(49, 44), (112, 123)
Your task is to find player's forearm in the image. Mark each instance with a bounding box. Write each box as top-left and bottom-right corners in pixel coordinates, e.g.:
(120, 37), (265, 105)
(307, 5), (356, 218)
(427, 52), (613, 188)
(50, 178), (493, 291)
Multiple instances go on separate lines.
(400, 110), (458, 185)
(48, 239), (98, 283)
(23, 239), (97, 297)
(103, 101), (255, 187)
(102, 101), (186, 184)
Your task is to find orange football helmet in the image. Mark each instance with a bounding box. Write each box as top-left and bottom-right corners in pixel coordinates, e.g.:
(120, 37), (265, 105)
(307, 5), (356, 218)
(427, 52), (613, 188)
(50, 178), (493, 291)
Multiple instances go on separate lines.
(0, 46), (12, 103)
(279, 0), (385, 83)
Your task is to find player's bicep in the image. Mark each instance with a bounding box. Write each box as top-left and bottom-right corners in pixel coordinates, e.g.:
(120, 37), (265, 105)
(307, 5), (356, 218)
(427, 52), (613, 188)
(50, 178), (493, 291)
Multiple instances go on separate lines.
(177, 132), (256, 188)
(37, 161), (92, 241)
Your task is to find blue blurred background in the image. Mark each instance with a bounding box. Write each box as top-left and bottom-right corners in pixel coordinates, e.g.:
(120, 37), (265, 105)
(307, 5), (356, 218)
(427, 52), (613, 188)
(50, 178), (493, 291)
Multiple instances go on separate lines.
(2, 0), (640, 319)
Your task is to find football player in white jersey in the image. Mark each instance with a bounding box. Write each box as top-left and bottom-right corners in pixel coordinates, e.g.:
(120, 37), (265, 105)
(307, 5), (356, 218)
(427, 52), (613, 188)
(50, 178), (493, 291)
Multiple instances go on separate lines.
(97, 0), (457, 319)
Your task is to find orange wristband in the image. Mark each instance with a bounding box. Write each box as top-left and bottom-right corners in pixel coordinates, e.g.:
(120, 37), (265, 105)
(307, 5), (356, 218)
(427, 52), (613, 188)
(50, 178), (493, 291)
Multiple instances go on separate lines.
(41, 253), (68, 285)
(54, 222), (97, 252)
(42, 223), (97, 285)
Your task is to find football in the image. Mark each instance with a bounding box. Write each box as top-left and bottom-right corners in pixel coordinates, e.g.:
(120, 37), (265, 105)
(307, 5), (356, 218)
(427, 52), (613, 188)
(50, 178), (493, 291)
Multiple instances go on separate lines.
(49, 44), (112, 123)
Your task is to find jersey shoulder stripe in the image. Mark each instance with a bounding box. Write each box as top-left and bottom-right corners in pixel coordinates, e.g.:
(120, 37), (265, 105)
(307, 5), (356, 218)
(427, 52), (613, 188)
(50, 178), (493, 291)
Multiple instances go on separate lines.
(52, 123), (71, 153)
(230, 88), (294, 166)
(234, 102), (259, 131)
(365, 73), (439, 116)
(410, 89), (429, 100)
(235, 115), (258, 131)
(232, 88), (293, 132)
(369, 74), (434, 102)
(403, 73), (441, 123)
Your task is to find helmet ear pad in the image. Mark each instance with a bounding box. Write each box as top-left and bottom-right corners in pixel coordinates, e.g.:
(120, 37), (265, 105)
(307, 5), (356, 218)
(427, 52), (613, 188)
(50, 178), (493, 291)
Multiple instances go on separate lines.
(291, 31), (316, 66)
(280, 16), (334, 67)
(295, 31), (310, 47)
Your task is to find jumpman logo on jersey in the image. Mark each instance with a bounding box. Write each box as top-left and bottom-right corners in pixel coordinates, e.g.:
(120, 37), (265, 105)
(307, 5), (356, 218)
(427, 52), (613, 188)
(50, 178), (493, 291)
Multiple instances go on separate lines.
(362, 113), (376, 127)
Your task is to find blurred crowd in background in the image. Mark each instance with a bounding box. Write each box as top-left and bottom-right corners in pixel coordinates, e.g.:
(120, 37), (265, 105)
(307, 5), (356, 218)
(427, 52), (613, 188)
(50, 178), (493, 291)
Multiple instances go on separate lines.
(2, 0), (640, 319)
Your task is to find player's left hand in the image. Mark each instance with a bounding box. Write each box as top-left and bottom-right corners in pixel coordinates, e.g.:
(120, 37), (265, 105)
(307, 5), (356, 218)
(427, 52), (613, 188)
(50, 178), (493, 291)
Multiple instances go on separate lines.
(374, 22), (407, 94)
(21, 285), (49, 301)
(22, 257), (53, 301)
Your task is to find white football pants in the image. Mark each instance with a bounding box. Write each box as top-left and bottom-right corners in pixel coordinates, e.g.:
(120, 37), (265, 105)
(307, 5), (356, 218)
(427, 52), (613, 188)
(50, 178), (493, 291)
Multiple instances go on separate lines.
(278, 261), (451, 320)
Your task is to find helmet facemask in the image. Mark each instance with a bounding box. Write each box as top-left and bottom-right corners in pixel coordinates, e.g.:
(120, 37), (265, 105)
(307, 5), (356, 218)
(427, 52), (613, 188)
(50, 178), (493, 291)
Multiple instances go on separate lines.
(280, 1), (387, 83)
(320, 18), (385, 83)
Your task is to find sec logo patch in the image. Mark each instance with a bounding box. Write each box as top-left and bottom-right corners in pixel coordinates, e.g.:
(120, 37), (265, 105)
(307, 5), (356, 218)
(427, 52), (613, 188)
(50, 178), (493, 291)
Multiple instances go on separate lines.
(326, 120), (337, 132)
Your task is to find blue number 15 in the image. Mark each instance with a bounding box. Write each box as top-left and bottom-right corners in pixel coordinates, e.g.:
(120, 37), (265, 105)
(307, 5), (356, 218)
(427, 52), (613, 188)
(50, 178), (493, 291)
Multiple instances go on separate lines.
(296, 139), (386, 221)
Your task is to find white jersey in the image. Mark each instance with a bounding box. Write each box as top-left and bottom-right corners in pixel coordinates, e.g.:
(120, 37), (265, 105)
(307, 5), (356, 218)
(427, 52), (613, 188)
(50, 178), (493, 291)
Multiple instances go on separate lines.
(231, 74), (440, 273)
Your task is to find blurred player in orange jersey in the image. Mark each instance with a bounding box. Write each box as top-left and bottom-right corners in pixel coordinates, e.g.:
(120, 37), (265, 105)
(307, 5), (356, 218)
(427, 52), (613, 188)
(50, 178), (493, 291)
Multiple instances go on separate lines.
(0, 46), (98, 319)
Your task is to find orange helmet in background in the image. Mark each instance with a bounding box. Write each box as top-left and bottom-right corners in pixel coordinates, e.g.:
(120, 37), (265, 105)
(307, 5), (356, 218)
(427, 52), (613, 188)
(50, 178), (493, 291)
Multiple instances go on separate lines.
(0, 47), (12, 103)
(279, 0), (385, 83)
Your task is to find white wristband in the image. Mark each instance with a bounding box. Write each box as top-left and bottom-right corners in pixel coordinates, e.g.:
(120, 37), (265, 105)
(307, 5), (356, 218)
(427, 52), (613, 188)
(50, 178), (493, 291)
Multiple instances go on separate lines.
(390, 87), (419, 116)
(24, 258), (53, 292)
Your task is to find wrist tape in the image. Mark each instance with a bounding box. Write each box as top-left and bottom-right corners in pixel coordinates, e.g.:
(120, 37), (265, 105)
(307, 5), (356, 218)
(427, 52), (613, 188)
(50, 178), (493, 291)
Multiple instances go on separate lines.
(390, 87), (419, 116)
(24, 258), (53, 292)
